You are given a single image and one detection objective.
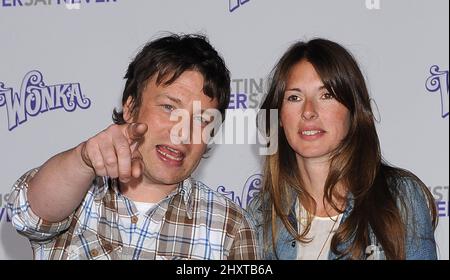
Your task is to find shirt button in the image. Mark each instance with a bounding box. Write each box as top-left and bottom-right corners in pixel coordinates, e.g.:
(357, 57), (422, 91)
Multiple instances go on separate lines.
(90, 249), (99, 257)
(131, 216), (139, 224)
(291, 241), (296, 247)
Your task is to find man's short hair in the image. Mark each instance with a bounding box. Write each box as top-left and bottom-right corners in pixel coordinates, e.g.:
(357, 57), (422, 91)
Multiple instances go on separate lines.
(113, 33), (231, 124)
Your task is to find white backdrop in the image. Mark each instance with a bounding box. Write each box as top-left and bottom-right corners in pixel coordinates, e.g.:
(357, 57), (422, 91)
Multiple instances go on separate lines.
(0, 0), (448, 260)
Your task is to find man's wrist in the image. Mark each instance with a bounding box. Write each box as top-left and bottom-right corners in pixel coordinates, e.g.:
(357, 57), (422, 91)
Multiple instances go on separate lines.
(75, 143), (96, 177)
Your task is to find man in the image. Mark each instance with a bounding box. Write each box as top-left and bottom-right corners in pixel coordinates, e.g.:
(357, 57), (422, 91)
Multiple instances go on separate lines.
(7, 34), (259, 260)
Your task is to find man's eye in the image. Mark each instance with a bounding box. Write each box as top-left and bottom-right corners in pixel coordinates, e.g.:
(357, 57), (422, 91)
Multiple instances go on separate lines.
(193, 115), (210, 126)
(287, 95), (301, 102)
(162, 104), (175, 112)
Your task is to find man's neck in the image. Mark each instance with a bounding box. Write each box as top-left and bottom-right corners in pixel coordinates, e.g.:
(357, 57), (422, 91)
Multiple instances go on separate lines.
(119, 178), (179, 203)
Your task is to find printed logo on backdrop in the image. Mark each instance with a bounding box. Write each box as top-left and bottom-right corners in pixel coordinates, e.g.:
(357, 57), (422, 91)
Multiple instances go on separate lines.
(221, 77), (278, 155)
(229, 0), (250, 12)
(365, 0), (381, 10)
(228, 78), (266, 110)
(216, 174), (262, 209)
(0, 0), (117, 9)
(0, 193), (11, 223)
(167, 77), (278, 155)
(216, 180), (449, 216)
(428, 185), (449, 218)
(0, 70), (91, 131)
(426, 65), (449, 118)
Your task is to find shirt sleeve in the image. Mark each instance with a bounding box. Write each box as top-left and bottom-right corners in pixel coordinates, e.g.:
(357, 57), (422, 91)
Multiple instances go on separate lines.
(227, 208), (261, 260)
(397, 177), (438, 260)
(246, 196), (265, 258)
(7, 168), (74, 242)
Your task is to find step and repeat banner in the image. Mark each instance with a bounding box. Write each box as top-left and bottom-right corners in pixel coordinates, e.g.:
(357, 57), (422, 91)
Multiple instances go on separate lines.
(0, 0), (448, 259)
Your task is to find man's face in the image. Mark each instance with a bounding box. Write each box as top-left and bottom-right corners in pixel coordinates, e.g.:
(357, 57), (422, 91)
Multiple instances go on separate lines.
(124, 70), (219, 186)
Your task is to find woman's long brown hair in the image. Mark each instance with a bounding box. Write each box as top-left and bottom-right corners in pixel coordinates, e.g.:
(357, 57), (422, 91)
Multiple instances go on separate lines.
(259, 38), (437, 259)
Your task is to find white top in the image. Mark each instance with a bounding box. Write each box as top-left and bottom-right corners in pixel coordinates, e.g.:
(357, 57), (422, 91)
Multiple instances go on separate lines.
(296, 200), (343, 260)
(134, 201), (156, 216)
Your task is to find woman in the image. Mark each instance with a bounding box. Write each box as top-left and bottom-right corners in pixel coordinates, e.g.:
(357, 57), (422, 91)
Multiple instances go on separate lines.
(248, 38), (438, 260)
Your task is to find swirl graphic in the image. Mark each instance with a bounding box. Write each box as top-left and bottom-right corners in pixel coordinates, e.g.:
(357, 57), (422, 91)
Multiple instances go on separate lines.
(244, 174), (262, 207)
(0, 82), (8, 106)
(25, 70), (45, 89)
(72, 83), (91, 109)
(22, 71), (45, 116)
(215, 173), (262, 208)
(426, 65), (448, 92)
(216, 185), (236, 202)
(77, 96), (91, 108)
(66, 86), (76, 110)
(425, 65), (449, 118)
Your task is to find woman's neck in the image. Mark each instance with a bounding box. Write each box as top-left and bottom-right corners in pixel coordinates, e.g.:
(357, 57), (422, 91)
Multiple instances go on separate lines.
(297, 158), (345, 217)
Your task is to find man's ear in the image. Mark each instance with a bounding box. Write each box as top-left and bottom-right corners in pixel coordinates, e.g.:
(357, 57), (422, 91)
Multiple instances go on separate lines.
(123, 97), (133, 122)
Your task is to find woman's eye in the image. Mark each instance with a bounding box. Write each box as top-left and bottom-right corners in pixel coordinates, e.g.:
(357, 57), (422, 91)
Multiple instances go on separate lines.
(322, 92), (335, 100)
(287, 95), (301, 102)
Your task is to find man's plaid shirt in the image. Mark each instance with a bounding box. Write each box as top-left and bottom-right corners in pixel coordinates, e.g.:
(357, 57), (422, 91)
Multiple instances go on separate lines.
(7, 169), (259, 260)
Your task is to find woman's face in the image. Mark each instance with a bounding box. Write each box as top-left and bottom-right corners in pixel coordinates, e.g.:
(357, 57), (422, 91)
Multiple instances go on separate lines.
(280, 60), (350, 164)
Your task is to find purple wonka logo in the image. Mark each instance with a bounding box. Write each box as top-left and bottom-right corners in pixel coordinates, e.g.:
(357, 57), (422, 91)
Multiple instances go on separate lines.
(0, 0), (117, 9)
(425, 65), (449, 118)
(0, 70), (91, 131)
(229, 0), (250, 12)
(216, 174), (262, 209)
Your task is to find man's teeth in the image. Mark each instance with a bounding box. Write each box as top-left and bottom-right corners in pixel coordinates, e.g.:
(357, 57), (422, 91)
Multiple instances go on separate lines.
(302, 130), (321, 136)
(157, 146), (183, 161)
(165, 146), (181, 154)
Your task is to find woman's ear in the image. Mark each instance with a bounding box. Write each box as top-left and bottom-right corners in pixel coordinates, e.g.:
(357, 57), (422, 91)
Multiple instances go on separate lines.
(123, 97), (133, 122)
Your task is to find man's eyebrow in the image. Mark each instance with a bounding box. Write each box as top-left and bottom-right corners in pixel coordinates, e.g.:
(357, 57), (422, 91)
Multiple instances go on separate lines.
(201, 109), (218, 116)
(157, 93), (217, 113)
(157, 93), (182, 104)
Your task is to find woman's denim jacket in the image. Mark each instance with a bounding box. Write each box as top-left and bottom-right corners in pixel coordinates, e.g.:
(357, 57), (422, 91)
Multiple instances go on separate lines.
(247, 176), (437, 260)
